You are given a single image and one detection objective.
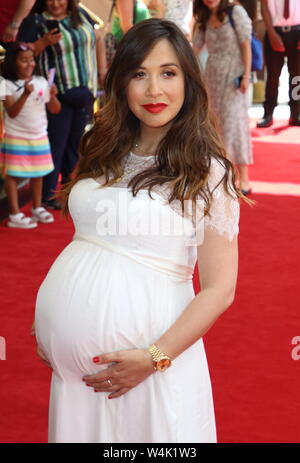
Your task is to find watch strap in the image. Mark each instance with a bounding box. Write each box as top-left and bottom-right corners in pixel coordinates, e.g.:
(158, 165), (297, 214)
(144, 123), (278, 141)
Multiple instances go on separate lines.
(148, 344), (171, 363)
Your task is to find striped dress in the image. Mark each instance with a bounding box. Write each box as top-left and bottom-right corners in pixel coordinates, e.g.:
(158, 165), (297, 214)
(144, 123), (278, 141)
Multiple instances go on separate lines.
(0, 76), (54, 178)
(18, 9), (98, 98)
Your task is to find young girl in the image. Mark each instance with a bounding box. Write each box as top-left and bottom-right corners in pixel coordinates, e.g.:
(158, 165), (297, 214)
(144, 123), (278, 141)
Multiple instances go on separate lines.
(0, 42), (61, 228)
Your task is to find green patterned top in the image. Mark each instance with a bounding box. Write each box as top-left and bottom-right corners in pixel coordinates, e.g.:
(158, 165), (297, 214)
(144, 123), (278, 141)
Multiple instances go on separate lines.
(112, 0), (151, 43)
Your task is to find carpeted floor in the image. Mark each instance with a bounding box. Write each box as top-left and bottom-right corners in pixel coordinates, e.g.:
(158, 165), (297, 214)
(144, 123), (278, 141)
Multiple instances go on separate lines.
(196, 195), (300, 443)
(0, 123), (299, 443)
(250, 121), (300, 185)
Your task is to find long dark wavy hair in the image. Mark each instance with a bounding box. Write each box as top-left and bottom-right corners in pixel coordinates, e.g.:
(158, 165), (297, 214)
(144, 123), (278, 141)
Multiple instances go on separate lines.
(31, 0), (82, 27)
(59, 18), (245, 216)
(1, 42), (37, 81)
(194, 0), (237, 30)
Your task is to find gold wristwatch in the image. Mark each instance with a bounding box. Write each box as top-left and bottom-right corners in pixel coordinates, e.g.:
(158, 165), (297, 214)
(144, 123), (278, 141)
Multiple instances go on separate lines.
(148, 344), (172, 371)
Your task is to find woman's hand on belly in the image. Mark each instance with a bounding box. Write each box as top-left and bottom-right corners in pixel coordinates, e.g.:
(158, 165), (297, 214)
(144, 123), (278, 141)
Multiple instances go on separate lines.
(37, 345), (52, 369)
(31, 320), (52, 369)
(83, 349), (155, 399)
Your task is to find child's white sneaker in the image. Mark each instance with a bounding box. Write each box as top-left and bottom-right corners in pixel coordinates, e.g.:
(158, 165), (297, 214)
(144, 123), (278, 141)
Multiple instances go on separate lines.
(8, 212), (38, 229)
(32, 206), (54, 223)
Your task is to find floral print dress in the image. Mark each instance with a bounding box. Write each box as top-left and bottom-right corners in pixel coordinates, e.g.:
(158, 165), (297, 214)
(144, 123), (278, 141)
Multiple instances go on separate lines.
(193, 5), (253, 165)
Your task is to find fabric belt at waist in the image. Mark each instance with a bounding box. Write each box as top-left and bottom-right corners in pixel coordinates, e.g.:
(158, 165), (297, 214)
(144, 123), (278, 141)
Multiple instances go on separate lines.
(73, 233), (194, 282)
(274, 25), (300, 32)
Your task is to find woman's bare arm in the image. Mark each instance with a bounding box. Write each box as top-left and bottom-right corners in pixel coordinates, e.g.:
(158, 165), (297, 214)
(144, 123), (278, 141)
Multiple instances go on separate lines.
(154, 231), (238, 359)
(116, 0), (135, 34)
(239, 38), (251, 93)
(94, 28), (108, 87)
(3, 81), (33, 118)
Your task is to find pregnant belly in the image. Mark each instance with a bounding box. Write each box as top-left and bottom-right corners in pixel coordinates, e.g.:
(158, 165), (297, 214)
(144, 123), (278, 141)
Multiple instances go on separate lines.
(35, 241), (189, 380)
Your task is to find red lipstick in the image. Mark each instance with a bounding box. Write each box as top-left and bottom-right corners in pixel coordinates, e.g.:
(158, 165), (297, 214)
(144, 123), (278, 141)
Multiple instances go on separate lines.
(142, 103), (168, 114)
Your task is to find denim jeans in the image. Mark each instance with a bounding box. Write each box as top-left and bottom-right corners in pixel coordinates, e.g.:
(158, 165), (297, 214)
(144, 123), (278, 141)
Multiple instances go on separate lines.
(42, 87), (94, 202)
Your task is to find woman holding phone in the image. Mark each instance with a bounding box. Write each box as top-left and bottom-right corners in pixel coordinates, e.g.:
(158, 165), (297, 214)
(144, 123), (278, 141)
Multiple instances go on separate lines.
(18, 0), (106, 210)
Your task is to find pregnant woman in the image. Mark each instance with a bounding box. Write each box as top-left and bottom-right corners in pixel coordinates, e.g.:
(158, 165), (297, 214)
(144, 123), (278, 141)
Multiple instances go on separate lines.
(34, 18), (241, 443)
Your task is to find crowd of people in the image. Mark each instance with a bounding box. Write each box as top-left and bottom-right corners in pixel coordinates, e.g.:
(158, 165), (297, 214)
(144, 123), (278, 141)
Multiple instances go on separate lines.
(0, 0), (299, 444)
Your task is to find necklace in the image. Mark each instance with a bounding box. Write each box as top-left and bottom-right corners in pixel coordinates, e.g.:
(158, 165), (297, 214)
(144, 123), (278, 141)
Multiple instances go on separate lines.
(133, 142), (155, 157)
(114, 149), (154, 183)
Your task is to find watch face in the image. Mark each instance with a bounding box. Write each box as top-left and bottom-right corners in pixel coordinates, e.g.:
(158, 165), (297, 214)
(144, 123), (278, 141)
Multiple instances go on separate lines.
(157, 358), (171, 371)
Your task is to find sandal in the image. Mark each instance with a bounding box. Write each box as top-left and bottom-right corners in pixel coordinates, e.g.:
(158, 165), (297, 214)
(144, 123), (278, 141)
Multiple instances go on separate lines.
(32, 206), (54, 223)
(8, 212), (38, 229)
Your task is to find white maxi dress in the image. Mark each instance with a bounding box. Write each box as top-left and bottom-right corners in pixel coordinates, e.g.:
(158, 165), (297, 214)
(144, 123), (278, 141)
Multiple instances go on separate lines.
(35, 153), (240, 443)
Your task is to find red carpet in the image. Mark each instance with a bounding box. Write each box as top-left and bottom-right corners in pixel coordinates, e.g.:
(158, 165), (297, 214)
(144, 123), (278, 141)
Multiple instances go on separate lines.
(0, 209), (74, 443)
(0, 124), (300, 441)
(249, 141), (300, 184)
(1, 194), (300, 443)
(250, 119), (300, 144)
(249, 121), (300, 184)
(196, 196), (300, 443)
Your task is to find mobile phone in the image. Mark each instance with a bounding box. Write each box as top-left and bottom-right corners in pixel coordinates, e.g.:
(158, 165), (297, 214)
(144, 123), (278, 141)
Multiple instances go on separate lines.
(46, 19), (60, 32)
(234, 75), (243, 88)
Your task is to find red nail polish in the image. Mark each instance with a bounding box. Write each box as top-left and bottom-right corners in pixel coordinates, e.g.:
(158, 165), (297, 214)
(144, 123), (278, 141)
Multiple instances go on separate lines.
(93, 356), (100, 363)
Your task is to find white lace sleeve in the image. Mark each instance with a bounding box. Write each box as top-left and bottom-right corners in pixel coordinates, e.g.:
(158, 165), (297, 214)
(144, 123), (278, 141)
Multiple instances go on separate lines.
(232, 5), (252, 43)
(101, 152), (239, 244)
(203, 158), (240, 241)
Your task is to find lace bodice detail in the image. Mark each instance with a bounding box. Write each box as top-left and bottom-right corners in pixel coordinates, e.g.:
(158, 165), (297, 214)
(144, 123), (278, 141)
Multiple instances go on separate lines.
(95, 152), (240, 242)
